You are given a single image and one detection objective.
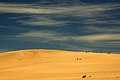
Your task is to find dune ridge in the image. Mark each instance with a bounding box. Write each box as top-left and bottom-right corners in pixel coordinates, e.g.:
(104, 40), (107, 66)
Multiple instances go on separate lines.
(0, 49), (120, 80)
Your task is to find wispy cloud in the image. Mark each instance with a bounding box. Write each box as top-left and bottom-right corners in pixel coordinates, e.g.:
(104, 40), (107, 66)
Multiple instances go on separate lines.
(84, 26), (120, 33)
(16, 30), (120, 42)
(0, 2), (120, 26)
(73, 34), (120, 42)
(0, 3), (62, 14)
(1, 2), (118, 16)
(15, 30), (68, 41)
(17, 16), (68, 26)
(82, 19), (120, 25)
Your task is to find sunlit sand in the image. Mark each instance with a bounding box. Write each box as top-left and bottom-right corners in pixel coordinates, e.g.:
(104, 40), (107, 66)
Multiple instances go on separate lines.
(0, 49), (120, 80)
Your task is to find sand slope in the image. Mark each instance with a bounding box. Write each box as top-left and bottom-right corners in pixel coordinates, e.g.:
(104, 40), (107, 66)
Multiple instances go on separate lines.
(0, 49), (120, 80)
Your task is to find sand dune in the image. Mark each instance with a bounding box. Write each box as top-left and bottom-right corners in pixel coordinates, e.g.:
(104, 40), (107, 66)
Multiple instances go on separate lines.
(0, 49), (120, 80)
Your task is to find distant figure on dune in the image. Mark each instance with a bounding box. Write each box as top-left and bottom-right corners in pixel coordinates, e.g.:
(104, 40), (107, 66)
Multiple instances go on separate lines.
(76, 58), (81, 60)
(86, 51), (90, 53)
(81, 75), (92, 78)
(82, 75), (86, 78)
(108, 52), (111, 54)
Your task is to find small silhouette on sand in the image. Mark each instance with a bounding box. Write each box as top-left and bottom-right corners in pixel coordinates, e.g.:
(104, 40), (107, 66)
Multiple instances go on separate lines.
(108, 52), (111, 54)
(82, 75), (92, 78)
(82, 75), (86, 78)
(76, 58), (81, 60)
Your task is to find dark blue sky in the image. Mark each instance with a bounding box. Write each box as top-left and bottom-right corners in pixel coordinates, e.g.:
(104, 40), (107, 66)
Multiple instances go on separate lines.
(0, 0), (120, 53)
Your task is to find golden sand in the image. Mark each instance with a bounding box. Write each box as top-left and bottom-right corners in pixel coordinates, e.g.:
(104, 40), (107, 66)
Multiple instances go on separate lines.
(0, 49), (120, 80)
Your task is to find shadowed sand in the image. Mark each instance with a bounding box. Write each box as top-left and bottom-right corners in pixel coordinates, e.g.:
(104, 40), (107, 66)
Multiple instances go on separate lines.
(0, 49), (120, 80)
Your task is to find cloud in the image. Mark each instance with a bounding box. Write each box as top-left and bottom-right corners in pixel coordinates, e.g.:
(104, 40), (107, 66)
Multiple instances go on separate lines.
(15, 30), (69, 41)
(0, 3), (62, 14)
(17, 16), (67, 26)
(16, 30), (120, 42)
(0, 2), (120, 26)
(16, 30), (57, 38)
(82, 19), (120, 25)
(72, 34), (120, 42)
(83, 26), (120, 33)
